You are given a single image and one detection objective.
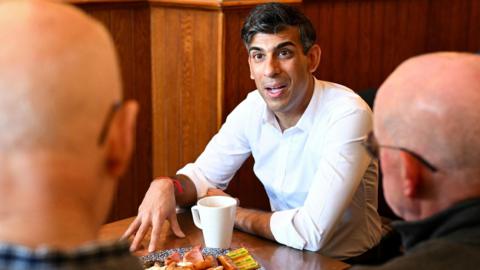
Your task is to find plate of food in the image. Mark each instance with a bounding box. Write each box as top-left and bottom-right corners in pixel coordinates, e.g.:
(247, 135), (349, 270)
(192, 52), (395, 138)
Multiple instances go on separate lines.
(141, 246), (262, 270)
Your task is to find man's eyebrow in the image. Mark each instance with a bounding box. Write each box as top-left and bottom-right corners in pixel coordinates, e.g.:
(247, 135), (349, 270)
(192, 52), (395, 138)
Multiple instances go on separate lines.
(248, 46), (263, 53)
(275, 41), (296, 49)
(248, 41), (296, 53)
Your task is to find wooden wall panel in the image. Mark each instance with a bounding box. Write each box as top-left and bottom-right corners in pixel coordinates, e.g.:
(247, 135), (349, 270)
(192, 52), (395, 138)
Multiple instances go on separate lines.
(151, 6), (220, 178)
(304, 0), (424, 91)
(304, 0), (480, 92)
(77, 3), (152, 222)
(468, 0), (480, 52)
(221, 9), (253, 117)
(426, 0), (471, 51)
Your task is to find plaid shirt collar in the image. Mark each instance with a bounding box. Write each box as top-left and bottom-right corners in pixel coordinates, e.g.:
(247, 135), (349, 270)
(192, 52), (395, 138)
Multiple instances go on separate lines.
(0, 240), (142, 270)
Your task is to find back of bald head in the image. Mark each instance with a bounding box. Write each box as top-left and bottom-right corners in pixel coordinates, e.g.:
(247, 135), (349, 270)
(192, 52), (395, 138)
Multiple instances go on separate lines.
(375, 52), (480, 174)
(0, 0), (121, 155)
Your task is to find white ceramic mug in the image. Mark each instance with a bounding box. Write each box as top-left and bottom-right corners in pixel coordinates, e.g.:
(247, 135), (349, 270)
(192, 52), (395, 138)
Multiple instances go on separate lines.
(191, 196), (237, 249)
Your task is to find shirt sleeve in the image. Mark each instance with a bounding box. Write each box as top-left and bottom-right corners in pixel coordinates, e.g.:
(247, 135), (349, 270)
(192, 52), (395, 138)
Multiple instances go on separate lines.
(270, 108), (374, 252)
(177, 98), (254, 198)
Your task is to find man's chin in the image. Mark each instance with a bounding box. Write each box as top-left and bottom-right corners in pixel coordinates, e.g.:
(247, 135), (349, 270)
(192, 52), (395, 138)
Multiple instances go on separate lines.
(266, 103), (287, 114)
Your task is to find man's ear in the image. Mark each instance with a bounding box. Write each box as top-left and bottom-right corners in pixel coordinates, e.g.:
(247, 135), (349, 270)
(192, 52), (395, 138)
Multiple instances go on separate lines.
(400, 151), (422, 198)
(307, 44), (321, 73)
(105, 100), (139, 177)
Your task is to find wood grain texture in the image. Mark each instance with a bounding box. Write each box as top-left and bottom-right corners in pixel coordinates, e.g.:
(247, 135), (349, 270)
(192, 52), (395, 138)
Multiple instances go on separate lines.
(151, 6), (221, 178)
(149, 0), (301, 10)
(304, 0), (480, 92)
(468, 0), (480, 52)
(68, 0), (143, 4)
(69, 0), (300, 5)
(78, 2), (153, 222)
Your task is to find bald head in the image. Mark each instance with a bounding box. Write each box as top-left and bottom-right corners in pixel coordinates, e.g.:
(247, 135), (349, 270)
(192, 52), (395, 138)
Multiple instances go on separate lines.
(375, 52), (480, 174)
(0, 0), (121, 154)
(0, 1), (139, 247)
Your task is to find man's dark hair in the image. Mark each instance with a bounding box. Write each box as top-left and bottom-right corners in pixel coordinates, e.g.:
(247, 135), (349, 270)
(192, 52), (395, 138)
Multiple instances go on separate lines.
(241, 2), (316, 54)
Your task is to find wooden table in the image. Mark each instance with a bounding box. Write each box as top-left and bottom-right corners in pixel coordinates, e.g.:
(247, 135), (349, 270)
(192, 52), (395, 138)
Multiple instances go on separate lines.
(100, 212), (351, 270)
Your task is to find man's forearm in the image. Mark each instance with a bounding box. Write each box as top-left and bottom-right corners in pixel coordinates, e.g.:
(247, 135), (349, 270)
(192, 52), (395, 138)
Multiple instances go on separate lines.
(172, 174), (197, 207)
(234, 207), (274, 240)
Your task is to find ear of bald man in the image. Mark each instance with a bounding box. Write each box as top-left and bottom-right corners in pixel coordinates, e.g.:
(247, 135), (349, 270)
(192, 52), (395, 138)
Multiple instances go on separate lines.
(399, 151), (423, 198)
(104, 100), (139, 178)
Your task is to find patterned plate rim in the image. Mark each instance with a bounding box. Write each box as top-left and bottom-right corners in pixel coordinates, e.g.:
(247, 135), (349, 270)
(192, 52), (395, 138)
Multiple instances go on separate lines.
(141, 247), (228, 263)
(141, 247), (264, 269)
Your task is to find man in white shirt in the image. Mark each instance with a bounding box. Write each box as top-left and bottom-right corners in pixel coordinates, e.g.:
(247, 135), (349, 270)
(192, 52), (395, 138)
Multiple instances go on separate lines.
(124, 2), (381, 259)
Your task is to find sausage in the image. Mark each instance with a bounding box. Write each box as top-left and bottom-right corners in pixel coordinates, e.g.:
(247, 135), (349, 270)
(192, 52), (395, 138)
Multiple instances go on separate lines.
(193, 257), (214, 270)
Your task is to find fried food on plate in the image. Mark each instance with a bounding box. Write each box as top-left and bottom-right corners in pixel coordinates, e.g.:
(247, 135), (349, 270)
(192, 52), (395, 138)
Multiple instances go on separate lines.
(144, 247), (259, 270)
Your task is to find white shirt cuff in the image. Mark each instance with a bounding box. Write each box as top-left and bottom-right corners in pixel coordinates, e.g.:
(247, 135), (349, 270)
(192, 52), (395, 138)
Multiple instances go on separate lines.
(270, 209), (306, 250)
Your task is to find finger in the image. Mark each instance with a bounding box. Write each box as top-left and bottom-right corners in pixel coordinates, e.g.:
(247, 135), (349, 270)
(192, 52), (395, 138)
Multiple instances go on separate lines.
(168, 213), (186, 238)
(130, 219), (150, 252)
(206, 188), (221, 196)
(148, 219), (164, 253)
(122, 216), (141, 239)
(207, 188), (229, 197)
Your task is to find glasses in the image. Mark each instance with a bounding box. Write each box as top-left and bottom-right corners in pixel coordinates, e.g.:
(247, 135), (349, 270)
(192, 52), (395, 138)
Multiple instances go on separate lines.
(97, 101), (122, 146)
(362, 132), (438, 172)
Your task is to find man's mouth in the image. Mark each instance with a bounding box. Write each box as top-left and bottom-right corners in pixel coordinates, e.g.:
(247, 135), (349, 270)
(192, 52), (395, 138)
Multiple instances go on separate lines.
(265, 84), (288, 98)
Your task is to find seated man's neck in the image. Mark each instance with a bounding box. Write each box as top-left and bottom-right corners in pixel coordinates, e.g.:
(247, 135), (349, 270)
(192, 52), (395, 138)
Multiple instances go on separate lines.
(0, 154), (102, 250)
(275, 83), (314, 131)
(0, 204), (99, 250)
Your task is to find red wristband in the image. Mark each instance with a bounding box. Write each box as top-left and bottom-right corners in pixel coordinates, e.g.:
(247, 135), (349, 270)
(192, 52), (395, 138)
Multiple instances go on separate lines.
(155, 177), (184, 194)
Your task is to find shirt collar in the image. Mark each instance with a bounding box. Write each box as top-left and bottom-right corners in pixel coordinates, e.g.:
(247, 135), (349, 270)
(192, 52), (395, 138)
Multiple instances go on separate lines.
(262, 76), (323, 133)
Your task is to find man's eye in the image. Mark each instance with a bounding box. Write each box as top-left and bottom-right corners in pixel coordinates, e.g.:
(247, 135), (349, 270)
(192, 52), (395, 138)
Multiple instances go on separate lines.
(252, 53), (265, 61)
(278, 50), (292, 58)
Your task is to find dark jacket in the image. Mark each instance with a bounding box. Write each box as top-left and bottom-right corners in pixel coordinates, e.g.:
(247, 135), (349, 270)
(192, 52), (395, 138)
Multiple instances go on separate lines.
(352, 198), (480, 270)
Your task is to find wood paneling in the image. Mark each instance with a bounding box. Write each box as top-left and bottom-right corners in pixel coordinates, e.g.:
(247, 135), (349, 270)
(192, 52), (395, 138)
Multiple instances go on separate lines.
(151, 6), (221, 177)
(468, 0), (480, 52)
(77, 2), (152, 222)
(303, 0), (480, 92)
(149, 0), (301, 9)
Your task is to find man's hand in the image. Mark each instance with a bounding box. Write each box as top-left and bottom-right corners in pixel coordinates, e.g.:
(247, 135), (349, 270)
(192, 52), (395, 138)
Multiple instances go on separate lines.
(122, 178), (185, 252)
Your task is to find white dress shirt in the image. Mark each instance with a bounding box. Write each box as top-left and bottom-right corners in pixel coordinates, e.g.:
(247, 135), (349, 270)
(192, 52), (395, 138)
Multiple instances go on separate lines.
(177, 78), (382, 259)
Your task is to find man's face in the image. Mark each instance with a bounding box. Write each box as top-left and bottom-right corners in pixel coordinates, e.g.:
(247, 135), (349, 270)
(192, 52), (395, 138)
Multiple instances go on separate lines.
(247, 27), (317, 117)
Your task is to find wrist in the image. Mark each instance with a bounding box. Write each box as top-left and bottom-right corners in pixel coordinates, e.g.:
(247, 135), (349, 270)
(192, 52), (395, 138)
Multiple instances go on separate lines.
(154, 177), (184, 194)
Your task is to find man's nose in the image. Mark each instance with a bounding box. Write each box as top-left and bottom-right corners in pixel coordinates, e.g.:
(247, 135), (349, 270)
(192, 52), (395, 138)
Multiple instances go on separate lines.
(264, 55), (280, 77)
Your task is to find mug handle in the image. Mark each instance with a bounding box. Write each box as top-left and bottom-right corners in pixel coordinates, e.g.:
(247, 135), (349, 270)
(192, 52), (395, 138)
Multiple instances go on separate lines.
(191, 205), (202, 229)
